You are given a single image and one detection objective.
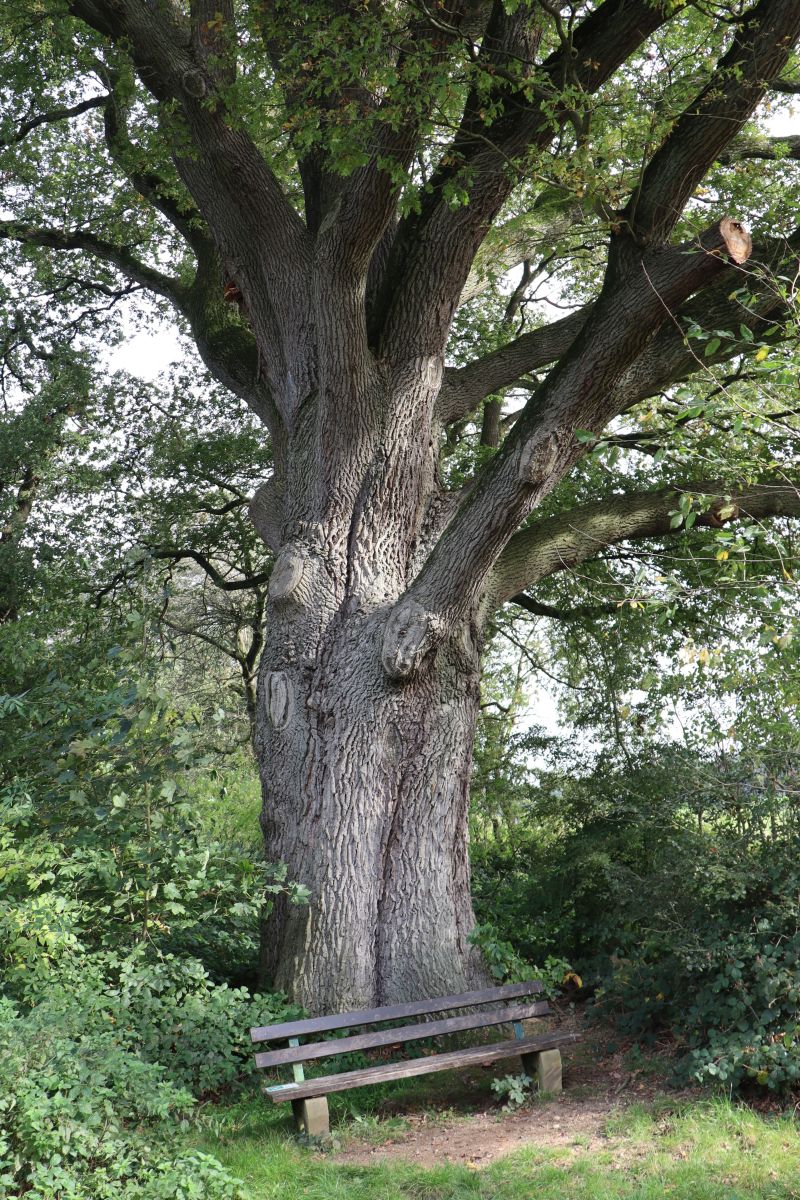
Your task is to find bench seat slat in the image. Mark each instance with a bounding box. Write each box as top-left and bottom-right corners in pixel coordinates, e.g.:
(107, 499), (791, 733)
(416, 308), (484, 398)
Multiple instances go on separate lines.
(250, 981), (543, 1044)
(264, 1031), (580, 1102)
(254, 1000), (551, 1068)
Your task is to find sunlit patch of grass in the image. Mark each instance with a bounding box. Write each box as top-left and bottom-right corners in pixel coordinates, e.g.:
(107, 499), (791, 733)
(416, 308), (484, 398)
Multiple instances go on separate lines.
(190, 1090), (800, 1200)
(343, 1112), (412, 1146)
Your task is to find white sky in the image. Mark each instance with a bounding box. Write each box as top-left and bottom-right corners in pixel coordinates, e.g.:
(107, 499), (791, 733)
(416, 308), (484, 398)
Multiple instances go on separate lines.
(107, 325), (181, 379)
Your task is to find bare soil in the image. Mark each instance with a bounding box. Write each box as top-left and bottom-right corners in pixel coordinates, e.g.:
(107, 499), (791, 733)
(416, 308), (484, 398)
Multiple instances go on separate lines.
(333, 1010), (696, 1169)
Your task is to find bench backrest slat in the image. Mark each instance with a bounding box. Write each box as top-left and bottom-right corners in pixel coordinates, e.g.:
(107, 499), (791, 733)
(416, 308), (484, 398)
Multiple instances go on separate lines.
(250, 981), (543, 1044)
(254, 999), (551, 1068)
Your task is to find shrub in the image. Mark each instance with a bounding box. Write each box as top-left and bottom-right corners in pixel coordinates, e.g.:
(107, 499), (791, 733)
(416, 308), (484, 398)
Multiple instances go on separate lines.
(17, 948), (302, 1099)
(110, 951), (302, 1095)
(0, 997), (245, 1200)
(602, 904), (800, 1093)
(472, 748), (800, 1093)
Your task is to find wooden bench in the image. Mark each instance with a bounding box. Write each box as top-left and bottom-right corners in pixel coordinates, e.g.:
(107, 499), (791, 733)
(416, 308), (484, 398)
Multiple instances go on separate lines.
(250, 981), (580, 1137)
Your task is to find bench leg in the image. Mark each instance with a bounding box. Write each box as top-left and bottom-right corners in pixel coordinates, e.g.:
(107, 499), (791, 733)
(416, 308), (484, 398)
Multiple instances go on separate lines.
(291, 1097), (330, 1138)
(521, 1048), (562, 1094)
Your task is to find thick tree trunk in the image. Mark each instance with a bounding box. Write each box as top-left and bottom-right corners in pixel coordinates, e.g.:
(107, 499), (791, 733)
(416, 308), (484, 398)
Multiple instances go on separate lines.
(256, 597), (488, 1013)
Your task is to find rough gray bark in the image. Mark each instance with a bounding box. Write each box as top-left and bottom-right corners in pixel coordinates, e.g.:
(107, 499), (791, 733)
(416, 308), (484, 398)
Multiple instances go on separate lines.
(252, 343), (489, 1008)
(256, 605), (485, 1010)
(16, 0), (799, 1010)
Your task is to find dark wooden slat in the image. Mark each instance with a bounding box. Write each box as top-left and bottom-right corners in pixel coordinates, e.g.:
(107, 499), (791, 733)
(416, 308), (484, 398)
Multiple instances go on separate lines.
(254, 1000), (551, 1068)
(264, 1031), (580, 1102)
(250, 981), (543, 1043)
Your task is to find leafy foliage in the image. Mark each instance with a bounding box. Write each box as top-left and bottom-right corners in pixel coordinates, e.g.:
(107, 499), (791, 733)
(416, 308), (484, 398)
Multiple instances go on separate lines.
(473, 717), (800, 1092)
(0, 598), (304, 1194)
(0, 994), (245, 1200)
(490, 1072), (534, 1112)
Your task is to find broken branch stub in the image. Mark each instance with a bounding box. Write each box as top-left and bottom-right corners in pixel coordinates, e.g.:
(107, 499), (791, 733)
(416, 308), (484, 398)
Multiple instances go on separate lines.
(381, 600), (440, 681)
(708, 217), (752, 264)
(269, 544), (311, 603)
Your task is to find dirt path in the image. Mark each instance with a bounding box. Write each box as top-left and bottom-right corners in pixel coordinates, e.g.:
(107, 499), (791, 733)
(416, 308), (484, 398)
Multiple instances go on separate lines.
(335, 1090), (625, 1168)
(333, 1016), (691, 1169)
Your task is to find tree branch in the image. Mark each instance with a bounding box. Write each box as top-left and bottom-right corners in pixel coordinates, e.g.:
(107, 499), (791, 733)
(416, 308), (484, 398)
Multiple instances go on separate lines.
(623, 0), (800, 245)
(189, 0), (235, 87)
(0, 221), (186, 305)
(376, 0), (671, 361)
(0, 213), (277, 432)
(507, 593), (618, 621)
(492, 482), (800, 607)
(161, 615), (247, 664)
(145, 547), (271, 592)
(328, 11), (453, 273)
(437, 306), (589, 424)
(771, 75), (800, 93)
(0, 94), (107, 148)
(719, 133), (800, 163)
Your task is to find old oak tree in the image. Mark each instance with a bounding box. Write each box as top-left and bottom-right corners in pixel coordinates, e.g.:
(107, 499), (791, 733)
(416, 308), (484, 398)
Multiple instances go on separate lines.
(2, 0), (800, 1011)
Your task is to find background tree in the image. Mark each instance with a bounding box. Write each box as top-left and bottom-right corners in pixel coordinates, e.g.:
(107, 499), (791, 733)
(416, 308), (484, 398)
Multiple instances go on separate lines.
(2, 0), (799, 1011)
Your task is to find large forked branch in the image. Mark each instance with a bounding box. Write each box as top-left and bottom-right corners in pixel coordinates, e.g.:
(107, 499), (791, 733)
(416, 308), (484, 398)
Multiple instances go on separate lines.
(308, 5), (468, 424)
(438, 227), (800, 424)
(623, 0), (800, 245)
(376, 0), (671, 360)
(491, 482), (800, 607)
(67, 0), (311, 416)
(308, 6), (486, 430)
(380, 218), (754, 680)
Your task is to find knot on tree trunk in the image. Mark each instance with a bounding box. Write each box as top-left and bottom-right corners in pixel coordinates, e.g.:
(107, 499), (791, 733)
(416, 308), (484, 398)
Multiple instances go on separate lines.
(263, 670), (294, 729)
(181, 68), (209, 99)
(518, 431), (561, 487)
(269, 544), (312, 604)
(381, 599), (441, 681)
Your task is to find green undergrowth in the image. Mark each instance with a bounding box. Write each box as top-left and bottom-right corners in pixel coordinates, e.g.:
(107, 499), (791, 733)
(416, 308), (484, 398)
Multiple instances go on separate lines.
(189, 1087), (800, 1200)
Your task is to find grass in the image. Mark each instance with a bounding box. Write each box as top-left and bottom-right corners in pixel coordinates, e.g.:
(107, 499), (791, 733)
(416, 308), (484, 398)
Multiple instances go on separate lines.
(189, 1080), (800, 1199)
